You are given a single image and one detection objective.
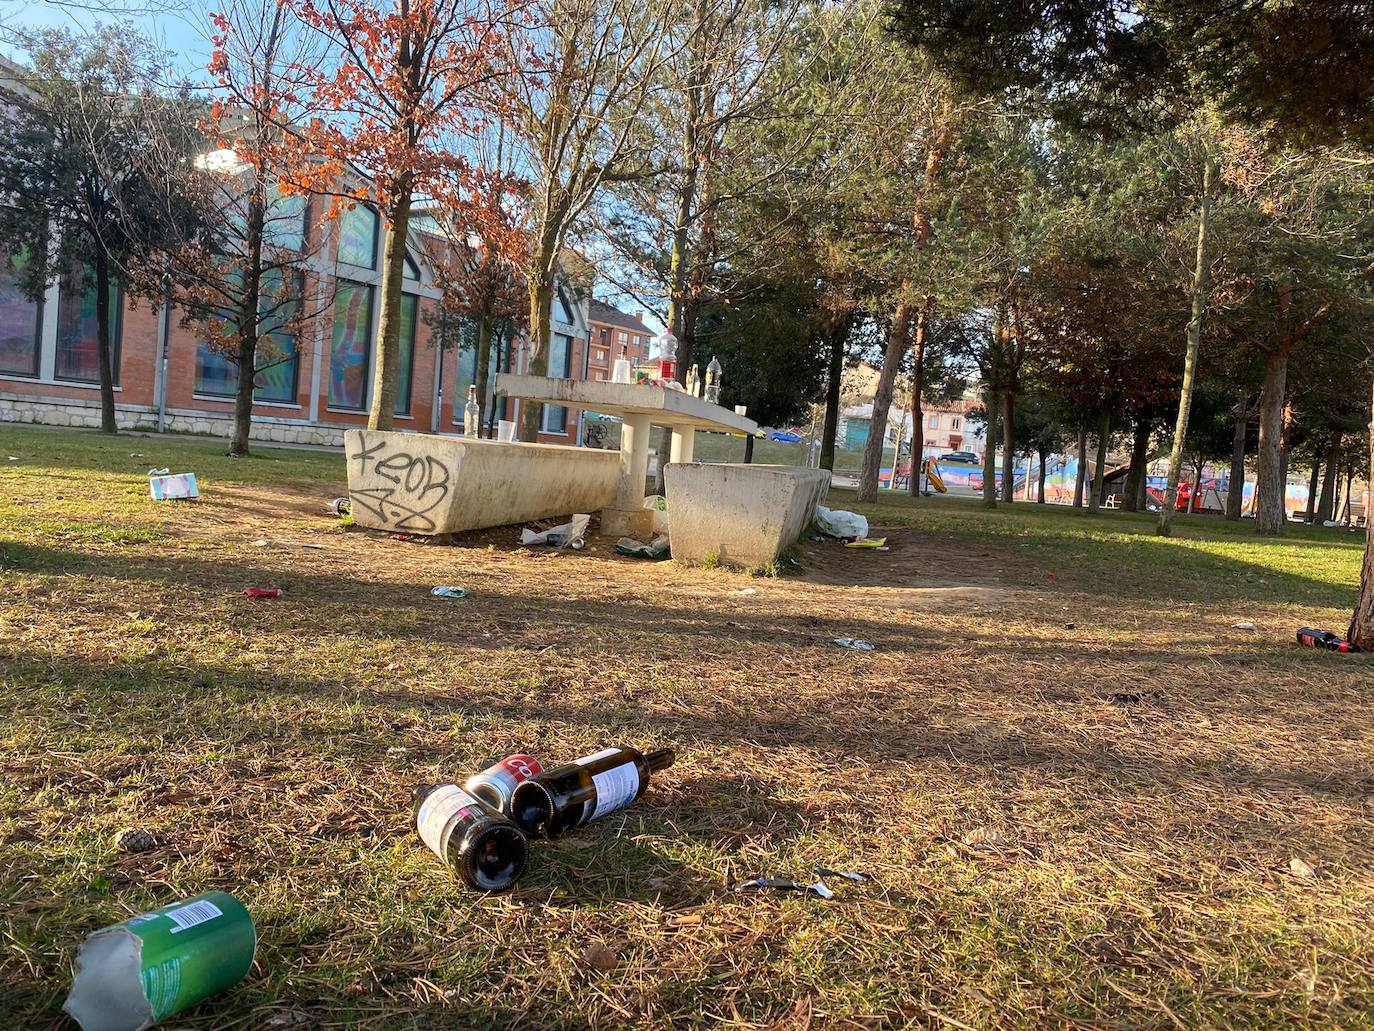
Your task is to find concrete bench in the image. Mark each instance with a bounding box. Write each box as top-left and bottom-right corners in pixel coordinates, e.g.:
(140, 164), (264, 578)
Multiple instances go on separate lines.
(344, 429), (620, 535)
(664, 463), (832, 567)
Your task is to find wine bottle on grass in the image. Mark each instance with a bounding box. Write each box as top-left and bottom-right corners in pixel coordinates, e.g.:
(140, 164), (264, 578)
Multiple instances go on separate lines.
(510, 745), (674, 837)
(412, 784), (529, 891)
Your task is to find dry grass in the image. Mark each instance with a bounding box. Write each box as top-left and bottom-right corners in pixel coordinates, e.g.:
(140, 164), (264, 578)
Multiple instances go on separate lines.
(1, 426), (1373, 1029)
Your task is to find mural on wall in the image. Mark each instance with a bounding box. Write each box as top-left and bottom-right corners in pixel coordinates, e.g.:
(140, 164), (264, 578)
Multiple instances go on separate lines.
(329, 282), (373, 410)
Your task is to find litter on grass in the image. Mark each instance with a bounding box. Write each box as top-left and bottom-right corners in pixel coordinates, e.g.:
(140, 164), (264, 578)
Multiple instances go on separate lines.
(64, 891), (256, 1031)
(148, 473), (198, 500)
(617, 535), (670, 559)
(1232, 621), (1258, 631)
(521, 513), (590, 549)
(329, 497), (351, 517)
(815, 506), (868, 540)
(736, 876), (834, 899)
(431, 585), (469, 599)
(833, 637), (874, 651)
(844, 537), (888, 549)
(813, 867), (872, 882)
(735, 865), (873, 901)
(242, 587), (283, 599)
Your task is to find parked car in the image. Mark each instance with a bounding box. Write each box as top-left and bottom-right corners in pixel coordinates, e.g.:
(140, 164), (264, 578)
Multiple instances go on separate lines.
(942, 451), (979, 464)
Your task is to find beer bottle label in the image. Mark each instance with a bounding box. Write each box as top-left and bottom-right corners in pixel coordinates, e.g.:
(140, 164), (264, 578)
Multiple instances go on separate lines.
(576, 749), (641, 822)
(418, 785), (482, 860)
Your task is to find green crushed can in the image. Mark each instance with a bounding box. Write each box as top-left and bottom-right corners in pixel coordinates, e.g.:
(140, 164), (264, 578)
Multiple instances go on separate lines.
(64, 890), (256, 1031)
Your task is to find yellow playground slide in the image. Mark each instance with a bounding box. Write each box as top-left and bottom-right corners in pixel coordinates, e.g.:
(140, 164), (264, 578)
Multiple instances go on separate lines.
(925, 459), (947, 493)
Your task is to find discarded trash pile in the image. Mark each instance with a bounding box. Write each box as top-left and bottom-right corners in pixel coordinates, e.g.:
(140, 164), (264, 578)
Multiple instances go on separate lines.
(65, 745), (674, 1030)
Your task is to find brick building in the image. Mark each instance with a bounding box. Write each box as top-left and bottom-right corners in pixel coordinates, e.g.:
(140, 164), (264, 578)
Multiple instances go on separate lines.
(585, 299), (652, 381)
(0, 206), (600, 447)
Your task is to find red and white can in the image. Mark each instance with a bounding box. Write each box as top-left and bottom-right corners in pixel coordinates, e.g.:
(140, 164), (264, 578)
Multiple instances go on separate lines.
(464, 754), (543, 814)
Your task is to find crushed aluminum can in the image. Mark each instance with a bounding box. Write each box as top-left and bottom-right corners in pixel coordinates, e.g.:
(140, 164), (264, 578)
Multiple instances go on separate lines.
(64, 891), (256, 1031)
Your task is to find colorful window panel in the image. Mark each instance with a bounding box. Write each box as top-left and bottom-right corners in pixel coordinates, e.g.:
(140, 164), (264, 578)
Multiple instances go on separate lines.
(395, 292), (417, 415)
(329, 281), (374, 409)
(55, 266), (121, 383)
(0, 253), (40, 377)
(338, 205), (378, 269)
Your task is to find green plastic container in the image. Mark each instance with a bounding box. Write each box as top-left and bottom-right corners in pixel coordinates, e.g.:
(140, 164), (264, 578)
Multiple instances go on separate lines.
(64, 891), (256, 1031)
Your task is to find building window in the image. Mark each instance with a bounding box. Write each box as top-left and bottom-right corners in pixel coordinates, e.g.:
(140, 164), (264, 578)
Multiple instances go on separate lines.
(264, 185), (308, 252)
(338, 205), (379, 269)
(556, 286), (575, 324)
(194, 270), (302, 404)
(403, 253), (420, 282)
(55, 265), (121, 384)
(928, 415), (938, 429)
(0, 253), (41, 378)
(594, 349), (605, 363)
(618, 331), (628, 344)
(541, 332), (572, 433)
(952, 417), (961, 429)
(329, 281), (375, 409)
(395, 292), (418, 416)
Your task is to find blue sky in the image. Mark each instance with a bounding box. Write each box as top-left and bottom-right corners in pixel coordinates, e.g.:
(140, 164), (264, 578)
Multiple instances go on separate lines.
(1, 0), (216, 80)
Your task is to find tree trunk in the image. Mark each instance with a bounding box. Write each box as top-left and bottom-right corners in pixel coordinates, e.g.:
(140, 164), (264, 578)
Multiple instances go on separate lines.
(1037, 447), (1047, 503)
(857, 302), (911, 502)
(1089, 410), (1110, 513)
(905, 301), (930, 497)
(1000, 388), (1015, 504)
(981, 387), (998, 509)
(367, 184), (413, 432)
(1305, 459), (1321, 523)
(229, 181), (267, 456)
(1122, 417), (1151, 512)
(1225, 404), (1247, 520)
(474, 304), (494, 435)
(93, 249), (117, 434)
(1191, 457), (1204, 514)
(1340, 463), (1354, 524)
(1073, 427), (1088, 508)
(1350, 381), (1374, 646)
(819, 319), (846, 472)
(1317, 433), (1341, 522)
(1253, 346), (1290, 535)
(519, 264), (555, 442)
(1158, 156), (1214, 536)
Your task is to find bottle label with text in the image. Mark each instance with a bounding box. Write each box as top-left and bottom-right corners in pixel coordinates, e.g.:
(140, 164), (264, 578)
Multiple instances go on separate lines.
(418, 785), (481, 859)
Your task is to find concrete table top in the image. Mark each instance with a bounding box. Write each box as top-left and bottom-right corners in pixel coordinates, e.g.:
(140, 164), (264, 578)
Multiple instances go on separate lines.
(494, 374), (759, 435)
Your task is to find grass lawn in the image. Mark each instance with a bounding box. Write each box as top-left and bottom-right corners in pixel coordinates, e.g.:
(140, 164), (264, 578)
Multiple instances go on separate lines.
(2, 425), (1372, 1029)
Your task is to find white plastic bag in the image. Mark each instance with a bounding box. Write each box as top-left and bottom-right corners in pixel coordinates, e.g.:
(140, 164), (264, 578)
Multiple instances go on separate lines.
(815, 505), (868, 540)
(520, 513), (591, 549)
(643, 495), (670, 535)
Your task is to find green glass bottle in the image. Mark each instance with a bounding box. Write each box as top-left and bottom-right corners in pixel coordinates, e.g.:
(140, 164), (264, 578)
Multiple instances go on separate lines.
(510, 745), (674, 837)
(412, 783), (529, 891)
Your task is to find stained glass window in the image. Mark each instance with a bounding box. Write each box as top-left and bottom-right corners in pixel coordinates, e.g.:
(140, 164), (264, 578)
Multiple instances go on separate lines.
(329, 281), (374, 409)
(55, 265), (121, 383)
(264, 186), (308, 252)
(194, 270), (301, 403)
(395, 292), (417, 415)
(338, 205), (378, 269)
(0, 252), (41, 377)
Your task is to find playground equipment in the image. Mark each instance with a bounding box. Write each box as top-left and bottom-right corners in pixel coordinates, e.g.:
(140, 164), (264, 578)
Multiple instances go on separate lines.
(924, 458), (947, 494)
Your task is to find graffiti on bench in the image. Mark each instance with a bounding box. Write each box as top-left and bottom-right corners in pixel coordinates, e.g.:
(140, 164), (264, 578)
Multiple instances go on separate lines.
(347, 432), (452, 532)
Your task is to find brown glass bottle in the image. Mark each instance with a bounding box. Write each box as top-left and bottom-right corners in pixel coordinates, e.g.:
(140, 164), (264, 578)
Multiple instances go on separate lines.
(510, 745), (674, 837)
(412, 783), (529, 891)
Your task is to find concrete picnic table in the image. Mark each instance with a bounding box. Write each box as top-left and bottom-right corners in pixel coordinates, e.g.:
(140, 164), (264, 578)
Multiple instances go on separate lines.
(495, 373), (759, 539)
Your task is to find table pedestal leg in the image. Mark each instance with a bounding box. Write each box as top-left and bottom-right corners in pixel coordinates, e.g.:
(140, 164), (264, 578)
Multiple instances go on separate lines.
(602, 413), (655, 539)
(669, 425), (696, 465)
